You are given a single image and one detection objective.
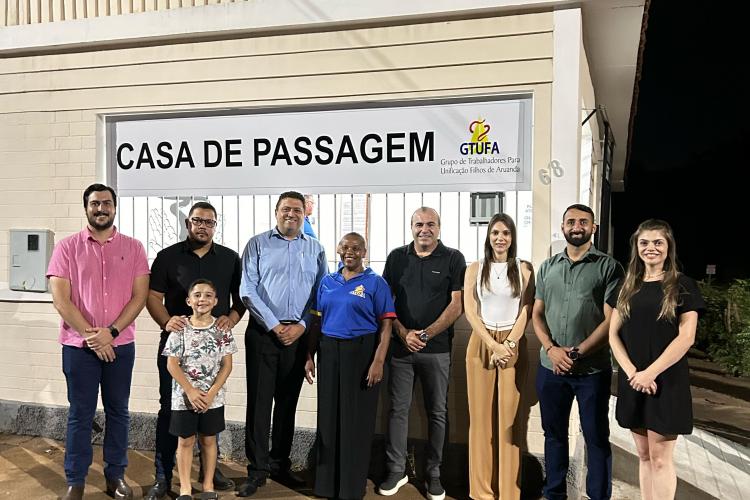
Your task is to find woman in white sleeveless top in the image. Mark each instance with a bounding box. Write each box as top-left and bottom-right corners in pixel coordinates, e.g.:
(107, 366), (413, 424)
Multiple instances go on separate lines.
(464, 213), (535, 500)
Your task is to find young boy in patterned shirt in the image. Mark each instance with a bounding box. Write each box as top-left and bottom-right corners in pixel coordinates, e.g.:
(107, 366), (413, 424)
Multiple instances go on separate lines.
(162, 279), (238, 500)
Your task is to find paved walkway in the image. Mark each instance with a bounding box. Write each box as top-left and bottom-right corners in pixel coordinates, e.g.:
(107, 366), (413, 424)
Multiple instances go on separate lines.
(3, 392), (745, 499)
(609, 396), (750, 500)
(0, 432), (462, 500)
(0, 432), (645, 500)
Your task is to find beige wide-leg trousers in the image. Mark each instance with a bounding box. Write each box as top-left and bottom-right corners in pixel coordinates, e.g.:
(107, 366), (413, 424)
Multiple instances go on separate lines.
(466, 329), (527, 500)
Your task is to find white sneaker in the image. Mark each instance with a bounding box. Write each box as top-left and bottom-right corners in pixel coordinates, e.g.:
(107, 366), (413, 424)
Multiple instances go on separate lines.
(425, 477), (445, 500)
(378, 473), (409, 496)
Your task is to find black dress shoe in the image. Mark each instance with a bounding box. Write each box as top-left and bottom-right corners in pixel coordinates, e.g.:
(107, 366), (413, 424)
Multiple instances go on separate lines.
(270, 469), (306, 488)
(198, 465), (235, 490)
(62, 485), (84, 500)
(105, 477), (133, 499)
(144, 478), (170, 499)
(236, 479), (258, 497)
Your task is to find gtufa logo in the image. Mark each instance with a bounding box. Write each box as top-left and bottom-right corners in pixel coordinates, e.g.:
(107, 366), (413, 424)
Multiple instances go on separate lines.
(350, 285), (366, 298)
(460, 118), (501, 155)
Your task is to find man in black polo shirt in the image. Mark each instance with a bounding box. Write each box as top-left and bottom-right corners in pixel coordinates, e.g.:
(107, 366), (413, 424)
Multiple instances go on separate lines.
(144, 202), (245, 500)
(379, 207), (466, 500)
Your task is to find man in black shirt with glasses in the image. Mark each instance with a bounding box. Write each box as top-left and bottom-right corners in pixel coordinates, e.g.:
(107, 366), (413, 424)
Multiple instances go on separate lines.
(144, 201), (245, 500)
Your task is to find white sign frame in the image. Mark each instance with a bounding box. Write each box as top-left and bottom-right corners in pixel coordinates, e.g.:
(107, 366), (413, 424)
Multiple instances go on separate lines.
(107, 95), (533, 196)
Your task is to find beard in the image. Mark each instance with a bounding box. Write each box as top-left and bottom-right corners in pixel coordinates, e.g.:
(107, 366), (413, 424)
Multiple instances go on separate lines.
(187, 228), (212, 248)
(87, 212), (114, 230)
(278, 219), (301, 236)
(564, 229), (592, 247)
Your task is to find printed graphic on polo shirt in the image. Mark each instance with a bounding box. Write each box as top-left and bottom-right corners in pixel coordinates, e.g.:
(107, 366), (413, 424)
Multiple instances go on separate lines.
(350, 285), (366, 298)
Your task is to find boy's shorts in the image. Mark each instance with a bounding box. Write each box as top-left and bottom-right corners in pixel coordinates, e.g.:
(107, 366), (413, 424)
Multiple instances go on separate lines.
(169, 406), (225, 438)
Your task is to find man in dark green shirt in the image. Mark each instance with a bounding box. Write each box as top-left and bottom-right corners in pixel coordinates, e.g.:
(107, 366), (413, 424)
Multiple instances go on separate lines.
(532, 204), (624, 500)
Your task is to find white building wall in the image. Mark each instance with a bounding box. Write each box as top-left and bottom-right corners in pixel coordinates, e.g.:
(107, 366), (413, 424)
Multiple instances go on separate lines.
(579, 36), (604, 217)
(0, 5), (592, 455)
(550, 9), (583, 246)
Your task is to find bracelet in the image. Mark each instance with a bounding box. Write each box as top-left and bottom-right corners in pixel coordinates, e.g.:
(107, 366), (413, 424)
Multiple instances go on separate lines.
(545, 344), (554, 353)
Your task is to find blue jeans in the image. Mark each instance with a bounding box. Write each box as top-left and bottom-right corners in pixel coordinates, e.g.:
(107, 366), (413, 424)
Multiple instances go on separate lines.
(154, 333), (177, 483)
(62, 343), (135, 486)
(154, 332), (221, 483)
(536, 365), (612, 500)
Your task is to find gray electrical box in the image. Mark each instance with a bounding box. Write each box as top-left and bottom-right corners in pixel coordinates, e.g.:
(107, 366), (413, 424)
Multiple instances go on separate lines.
(9, 229), (54, 292)
(469, 192), (505, 225)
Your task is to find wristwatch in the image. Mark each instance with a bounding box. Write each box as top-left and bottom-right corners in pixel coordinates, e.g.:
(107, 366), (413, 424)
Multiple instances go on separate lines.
(567, 346), (580, 361)
(504, 339), (517, 349)
(418, 330), (430, 342)
(108, 325), (120, 339)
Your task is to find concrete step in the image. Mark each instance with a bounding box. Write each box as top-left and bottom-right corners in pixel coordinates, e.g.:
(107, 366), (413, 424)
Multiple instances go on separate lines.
(689, 358), (750, 402)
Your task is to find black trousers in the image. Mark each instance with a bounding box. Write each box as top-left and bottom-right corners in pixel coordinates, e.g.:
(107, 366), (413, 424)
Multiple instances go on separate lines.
(244, 319), (306, 477)
(314, 333), (382, 500)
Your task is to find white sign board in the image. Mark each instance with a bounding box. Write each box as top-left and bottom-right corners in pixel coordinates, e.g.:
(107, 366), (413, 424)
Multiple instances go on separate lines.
(110, 97), (532, 196)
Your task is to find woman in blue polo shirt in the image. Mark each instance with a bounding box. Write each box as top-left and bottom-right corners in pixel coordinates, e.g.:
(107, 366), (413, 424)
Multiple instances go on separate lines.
(305, 232), (396, 500)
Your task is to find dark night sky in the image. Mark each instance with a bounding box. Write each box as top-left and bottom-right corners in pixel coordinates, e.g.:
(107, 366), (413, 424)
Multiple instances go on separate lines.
(611, 3), (748, 282)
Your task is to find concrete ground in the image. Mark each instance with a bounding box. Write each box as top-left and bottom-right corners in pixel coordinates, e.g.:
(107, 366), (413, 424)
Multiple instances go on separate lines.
(0, 432), (458, 500)
(609, 395), (750, 500)
(690, 361), (750, 448)
(0, 433), (642, 500)
(10, 357), (746, 500)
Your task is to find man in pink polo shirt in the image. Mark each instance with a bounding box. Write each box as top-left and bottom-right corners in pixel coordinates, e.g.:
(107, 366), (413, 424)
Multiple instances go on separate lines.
(47, 184), (150, 500)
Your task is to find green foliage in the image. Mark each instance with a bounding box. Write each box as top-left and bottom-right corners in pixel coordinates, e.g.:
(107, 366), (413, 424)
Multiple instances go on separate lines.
(697, 279), (750, 376)
(695, 281), (726, 351)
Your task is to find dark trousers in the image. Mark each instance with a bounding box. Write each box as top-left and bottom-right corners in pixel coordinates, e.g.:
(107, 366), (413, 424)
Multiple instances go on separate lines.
(244, 319), (306, 477)
(154, 332), (178, 482)
(536, 365), (612, 500)
(385, 349), (451, 479)
(314, 333), (382, 499)
(62, 343), (135, 486)
(154, 332), (220, 483)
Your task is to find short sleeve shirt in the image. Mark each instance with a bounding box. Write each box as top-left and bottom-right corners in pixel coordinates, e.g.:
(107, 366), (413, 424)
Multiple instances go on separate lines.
(161, 319), (239, 411)
(619, 274), (706, 369)
(46, 227), (150, 347)
(383, 241), (466, 354)
(535, 246), (624, 373)
(149, 240), (245, 330)
(313, 267), (396, 339)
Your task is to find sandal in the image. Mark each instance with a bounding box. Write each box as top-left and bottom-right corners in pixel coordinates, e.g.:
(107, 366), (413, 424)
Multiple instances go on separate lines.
(177, 496), (192, 500)
(198, 492), (219, 500)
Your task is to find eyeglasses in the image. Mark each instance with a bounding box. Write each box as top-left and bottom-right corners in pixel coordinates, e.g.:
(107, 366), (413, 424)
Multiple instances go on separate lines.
(190, 217), (217, 228)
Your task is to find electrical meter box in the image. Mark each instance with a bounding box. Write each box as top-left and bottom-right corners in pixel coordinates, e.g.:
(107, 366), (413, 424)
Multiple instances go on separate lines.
(9, 229), (55, 292)
(469, 192), (505, 225)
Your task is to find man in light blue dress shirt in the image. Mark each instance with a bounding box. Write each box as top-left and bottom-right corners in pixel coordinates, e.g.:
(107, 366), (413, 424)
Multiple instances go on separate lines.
(303, 194), (318, 239)
(238, 191), (327, 496)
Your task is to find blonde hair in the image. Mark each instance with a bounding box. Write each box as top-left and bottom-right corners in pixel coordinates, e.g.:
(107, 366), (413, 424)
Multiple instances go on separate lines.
(617, 219), (680, 321)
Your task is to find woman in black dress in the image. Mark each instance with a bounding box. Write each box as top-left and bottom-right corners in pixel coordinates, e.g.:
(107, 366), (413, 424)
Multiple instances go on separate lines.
(609, 219), (704, 500)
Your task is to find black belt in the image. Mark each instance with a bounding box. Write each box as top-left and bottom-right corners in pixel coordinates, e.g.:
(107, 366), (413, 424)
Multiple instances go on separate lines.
(279, 320), (299, 325)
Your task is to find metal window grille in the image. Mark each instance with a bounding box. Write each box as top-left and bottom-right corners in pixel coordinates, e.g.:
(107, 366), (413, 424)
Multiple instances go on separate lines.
(116, 192), (533, 273)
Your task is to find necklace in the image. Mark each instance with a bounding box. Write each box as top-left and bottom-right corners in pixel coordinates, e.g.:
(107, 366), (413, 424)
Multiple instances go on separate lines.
(491, 261), (507, 279)
(644, 270), (665, 280)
